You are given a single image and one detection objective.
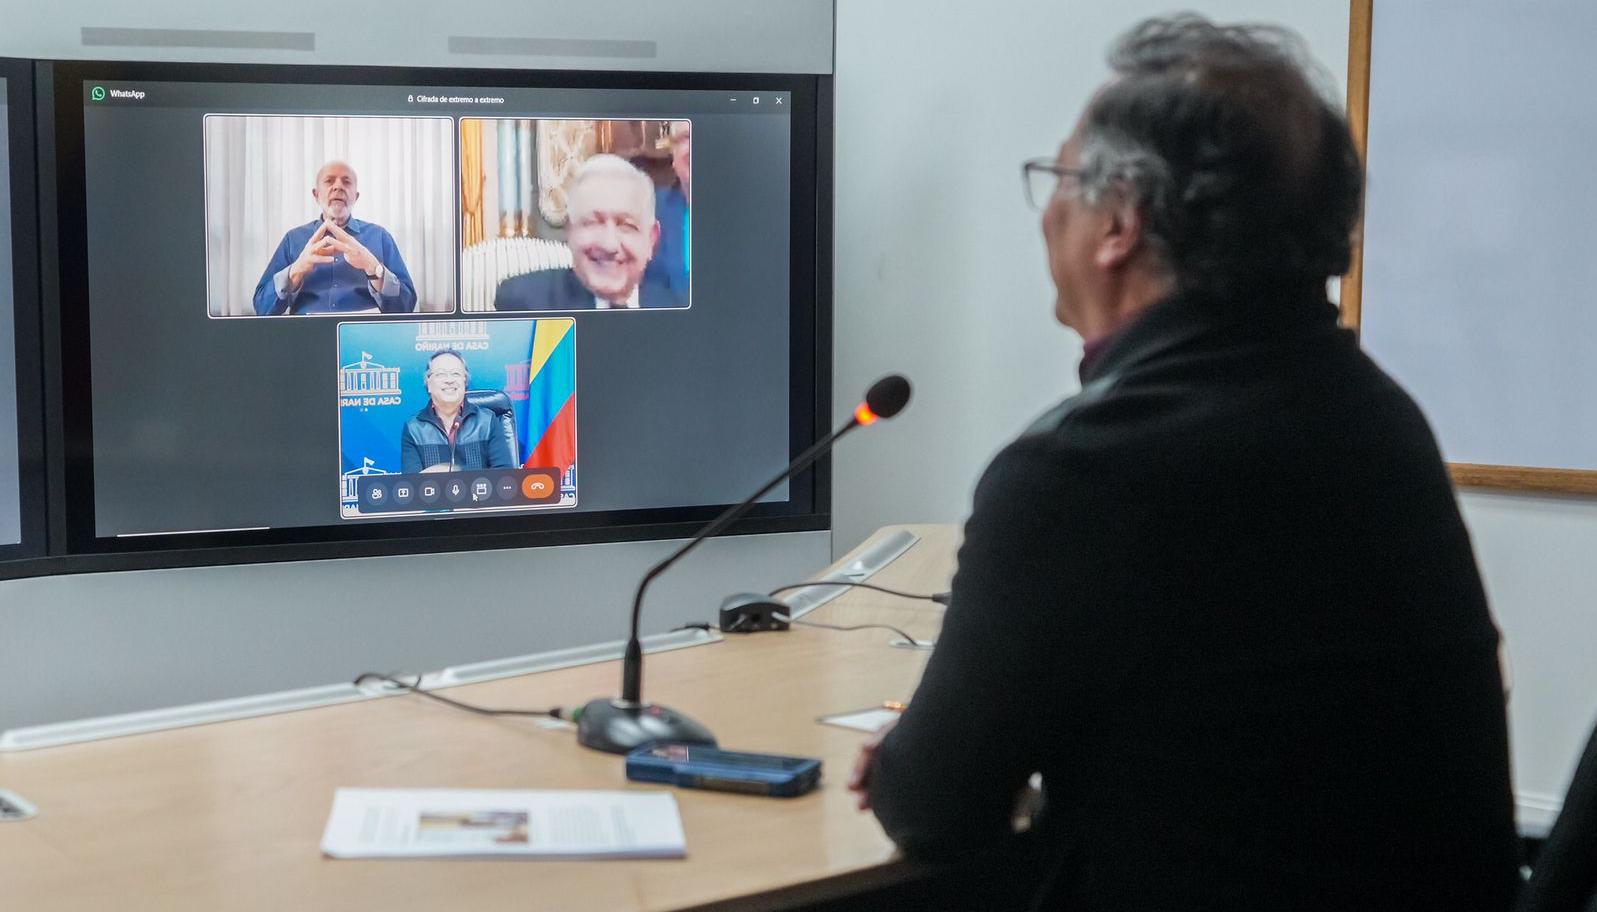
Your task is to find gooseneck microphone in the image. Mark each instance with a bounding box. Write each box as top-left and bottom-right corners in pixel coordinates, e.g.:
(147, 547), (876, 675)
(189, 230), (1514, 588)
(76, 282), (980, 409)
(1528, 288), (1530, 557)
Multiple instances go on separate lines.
(575, 374), (913, 754)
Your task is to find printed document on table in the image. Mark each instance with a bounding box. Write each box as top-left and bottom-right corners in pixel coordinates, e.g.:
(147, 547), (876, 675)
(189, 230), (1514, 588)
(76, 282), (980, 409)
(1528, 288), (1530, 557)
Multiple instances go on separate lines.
(320, 788), (686, 859)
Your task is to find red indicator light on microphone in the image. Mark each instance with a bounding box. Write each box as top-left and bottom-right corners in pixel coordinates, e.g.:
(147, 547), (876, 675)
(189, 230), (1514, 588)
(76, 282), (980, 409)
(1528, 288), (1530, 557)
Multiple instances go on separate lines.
(854, 403), (879, 426)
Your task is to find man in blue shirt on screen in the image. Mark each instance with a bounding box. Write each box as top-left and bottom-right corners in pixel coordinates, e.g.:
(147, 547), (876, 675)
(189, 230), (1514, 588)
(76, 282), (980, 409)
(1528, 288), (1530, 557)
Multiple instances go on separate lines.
(250, 161), (418, 316)
(645, 120), (691, 296)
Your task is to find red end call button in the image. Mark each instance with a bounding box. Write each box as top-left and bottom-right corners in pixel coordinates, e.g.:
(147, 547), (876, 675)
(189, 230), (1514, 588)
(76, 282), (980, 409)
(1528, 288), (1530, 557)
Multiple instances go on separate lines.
(520, 471), (559, 502)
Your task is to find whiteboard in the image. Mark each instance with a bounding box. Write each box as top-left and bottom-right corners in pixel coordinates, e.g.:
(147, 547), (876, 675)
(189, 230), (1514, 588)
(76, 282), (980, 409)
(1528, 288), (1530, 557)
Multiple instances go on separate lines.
(1358, 0), (1597, 475)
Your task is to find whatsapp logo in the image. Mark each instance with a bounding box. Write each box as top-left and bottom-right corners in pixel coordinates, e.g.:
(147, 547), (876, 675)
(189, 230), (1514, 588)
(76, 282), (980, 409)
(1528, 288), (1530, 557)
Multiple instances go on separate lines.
(90, 86), (106, 101)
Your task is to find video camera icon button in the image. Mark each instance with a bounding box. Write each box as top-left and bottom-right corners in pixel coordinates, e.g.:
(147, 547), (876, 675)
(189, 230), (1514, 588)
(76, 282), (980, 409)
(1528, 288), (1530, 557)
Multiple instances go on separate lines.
(419, 480), (441, 504)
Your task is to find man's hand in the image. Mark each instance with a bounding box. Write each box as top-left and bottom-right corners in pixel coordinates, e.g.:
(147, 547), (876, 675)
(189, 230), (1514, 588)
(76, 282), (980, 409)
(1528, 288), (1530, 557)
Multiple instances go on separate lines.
(285, 221), (336, 291)
(846, 717), (898, 811)
(325, 220), (382, 278)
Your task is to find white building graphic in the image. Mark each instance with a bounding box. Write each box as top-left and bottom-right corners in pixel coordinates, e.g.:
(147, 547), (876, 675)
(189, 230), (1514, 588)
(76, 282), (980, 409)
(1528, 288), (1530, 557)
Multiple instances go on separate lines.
(341, 456), (390, 504)
(415, 321), (491, 344)
(338, 352), (402, 397)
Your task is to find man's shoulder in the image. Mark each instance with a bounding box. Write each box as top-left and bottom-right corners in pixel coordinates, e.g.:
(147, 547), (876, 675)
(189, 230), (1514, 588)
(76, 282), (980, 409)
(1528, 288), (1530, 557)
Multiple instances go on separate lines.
(496, 268), (583, 310)
(639, 276), (688, 309)
(348, 218), (396, 242)
(973, 377), (1158, 513)
(399, 414), (429, 439)
(1018, 372), (1124, 440)
(655, 184), (687, 213)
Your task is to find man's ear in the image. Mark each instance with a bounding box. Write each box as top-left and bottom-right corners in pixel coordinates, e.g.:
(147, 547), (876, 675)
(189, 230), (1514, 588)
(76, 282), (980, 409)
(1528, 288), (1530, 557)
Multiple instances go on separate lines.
(649, 221), (661, 256)
(1094, 191), (1145, 270)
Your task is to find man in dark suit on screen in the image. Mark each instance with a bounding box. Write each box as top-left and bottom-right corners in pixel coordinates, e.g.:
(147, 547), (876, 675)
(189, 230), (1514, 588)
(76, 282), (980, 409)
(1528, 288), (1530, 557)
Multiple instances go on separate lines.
(847, 15), (1520, 912)
(494, 154), (686, 312)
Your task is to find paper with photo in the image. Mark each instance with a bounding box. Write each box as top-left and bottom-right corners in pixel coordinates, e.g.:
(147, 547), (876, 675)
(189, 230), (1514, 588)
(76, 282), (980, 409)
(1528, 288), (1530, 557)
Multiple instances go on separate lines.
(320, 788), (685, 859)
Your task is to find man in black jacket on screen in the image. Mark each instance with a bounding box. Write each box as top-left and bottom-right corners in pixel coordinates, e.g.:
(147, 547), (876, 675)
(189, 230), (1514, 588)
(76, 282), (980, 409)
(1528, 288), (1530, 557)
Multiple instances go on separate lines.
(849, 15), (1520, 912)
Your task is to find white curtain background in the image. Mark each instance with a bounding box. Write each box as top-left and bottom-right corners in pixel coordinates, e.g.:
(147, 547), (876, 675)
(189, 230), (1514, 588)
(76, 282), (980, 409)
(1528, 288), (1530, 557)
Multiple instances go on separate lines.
(204, 115), (456, 316)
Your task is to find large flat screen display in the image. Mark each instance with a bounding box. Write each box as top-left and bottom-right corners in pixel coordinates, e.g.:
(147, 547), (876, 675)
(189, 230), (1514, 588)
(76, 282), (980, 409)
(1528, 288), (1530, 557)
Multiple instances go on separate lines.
(2, 59), (44, 563)
(0, 74), (18, 549)
(49, 63), (827, 564)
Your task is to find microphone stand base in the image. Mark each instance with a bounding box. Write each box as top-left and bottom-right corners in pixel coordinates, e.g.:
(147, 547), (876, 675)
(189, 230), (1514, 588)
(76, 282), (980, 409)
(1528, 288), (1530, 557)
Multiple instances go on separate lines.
(575, 698), (717, 754)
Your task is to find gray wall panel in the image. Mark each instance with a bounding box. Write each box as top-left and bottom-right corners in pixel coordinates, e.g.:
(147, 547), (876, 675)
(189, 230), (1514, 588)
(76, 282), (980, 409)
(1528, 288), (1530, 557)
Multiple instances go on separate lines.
(1, 531), (829, 732)
(0, 1), (834, 73)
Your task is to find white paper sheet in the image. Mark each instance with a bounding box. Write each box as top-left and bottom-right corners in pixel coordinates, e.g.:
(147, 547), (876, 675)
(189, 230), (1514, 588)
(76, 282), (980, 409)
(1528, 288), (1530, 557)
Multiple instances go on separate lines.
(320, 788), (686, 859)
(817, 707), (902, 733)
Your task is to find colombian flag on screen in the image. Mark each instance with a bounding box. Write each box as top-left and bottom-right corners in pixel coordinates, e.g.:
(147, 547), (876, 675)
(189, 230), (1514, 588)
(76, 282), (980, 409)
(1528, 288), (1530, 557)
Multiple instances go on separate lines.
(523, 320), (576, 476)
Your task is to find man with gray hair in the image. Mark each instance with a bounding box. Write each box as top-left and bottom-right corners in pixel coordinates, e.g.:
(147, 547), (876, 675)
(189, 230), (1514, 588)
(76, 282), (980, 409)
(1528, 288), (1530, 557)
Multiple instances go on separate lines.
(251, 160), (417, 316)
(494, 153), (686, 311)
(849, 15), (1518, 911)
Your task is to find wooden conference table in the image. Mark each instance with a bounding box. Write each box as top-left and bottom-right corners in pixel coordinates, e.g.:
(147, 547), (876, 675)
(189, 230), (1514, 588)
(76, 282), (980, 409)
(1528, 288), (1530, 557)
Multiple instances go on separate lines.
(0, 524), (958, 911)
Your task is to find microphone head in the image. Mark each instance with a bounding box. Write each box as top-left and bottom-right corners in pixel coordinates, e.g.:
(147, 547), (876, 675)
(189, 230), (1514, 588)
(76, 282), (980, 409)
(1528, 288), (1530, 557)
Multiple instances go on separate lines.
(862, 374), (912, 422)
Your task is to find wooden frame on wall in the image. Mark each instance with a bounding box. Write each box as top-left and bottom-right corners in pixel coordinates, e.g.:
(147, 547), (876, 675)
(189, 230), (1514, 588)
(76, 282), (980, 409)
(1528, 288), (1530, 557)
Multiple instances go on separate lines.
(1339, 0), (1597, 495)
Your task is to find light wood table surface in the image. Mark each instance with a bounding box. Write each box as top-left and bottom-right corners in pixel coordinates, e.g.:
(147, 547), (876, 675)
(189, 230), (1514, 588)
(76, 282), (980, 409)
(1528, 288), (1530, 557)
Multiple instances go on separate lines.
(0, 524), (958, 911)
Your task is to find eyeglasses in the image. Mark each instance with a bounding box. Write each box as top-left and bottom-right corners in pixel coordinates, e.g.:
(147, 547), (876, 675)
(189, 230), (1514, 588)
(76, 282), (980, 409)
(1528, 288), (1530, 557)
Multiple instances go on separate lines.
(1021, 159), (1086, 210)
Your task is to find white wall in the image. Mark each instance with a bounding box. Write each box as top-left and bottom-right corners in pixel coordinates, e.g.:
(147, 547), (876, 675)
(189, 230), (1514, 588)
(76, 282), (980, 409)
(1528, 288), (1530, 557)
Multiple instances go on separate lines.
(1462, 491), (1597, 820)
(832, 0), (1597, 819)
(832, 0), (1351, 554)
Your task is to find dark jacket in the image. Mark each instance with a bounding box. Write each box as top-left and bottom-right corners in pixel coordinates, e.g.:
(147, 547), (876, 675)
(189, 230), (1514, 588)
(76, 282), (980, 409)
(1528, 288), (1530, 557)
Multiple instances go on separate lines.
(869, 289), (1520, 912)
(492, 267), (686, 312)
(398, 401), (513, 474)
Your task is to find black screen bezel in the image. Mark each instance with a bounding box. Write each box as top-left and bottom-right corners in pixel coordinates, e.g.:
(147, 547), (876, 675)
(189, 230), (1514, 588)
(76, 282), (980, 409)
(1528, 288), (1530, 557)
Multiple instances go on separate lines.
(0, 59), (46, 564)
(26, 60), (830, 578)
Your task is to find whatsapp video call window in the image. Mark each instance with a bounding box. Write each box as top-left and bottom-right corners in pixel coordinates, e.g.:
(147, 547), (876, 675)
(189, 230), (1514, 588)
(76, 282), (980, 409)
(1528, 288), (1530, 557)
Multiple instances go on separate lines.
(75, 72), (797, 541)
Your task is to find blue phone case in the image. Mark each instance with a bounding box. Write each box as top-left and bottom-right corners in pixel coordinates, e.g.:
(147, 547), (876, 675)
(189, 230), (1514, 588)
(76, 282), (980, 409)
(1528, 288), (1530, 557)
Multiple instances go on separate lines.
(626, 742), (822, 798)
